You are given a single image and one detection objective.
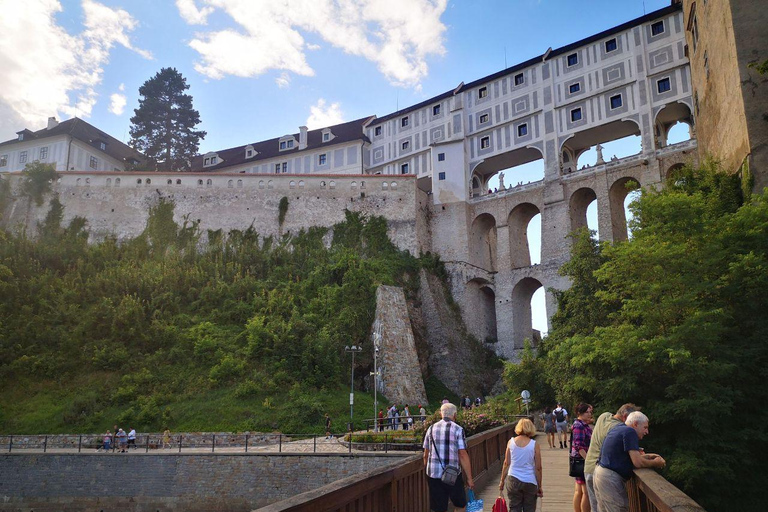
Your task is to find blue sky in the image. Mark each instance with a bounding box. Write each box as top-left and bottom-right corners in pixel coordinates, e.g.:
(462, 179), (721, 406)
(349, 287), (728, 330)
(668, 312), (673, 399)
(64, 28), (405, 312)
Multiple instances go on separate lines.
(0, 0), (679, 337)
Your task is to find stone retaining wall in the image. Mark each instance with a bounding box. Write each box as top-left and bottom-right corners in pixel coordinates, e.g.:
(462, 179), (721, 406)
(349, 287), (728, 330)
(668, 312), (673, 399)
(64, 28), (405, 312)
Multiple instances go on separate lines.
(0, 452), (407, 511)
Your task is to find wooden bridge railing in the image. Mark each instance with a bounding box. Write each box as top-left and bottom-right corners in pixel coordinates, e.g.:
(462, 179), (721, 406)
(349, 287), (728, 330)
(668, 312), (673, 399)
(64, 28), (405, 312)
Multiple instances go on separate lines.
(628, 469), (707, 512)
(255, 422), (516, 512)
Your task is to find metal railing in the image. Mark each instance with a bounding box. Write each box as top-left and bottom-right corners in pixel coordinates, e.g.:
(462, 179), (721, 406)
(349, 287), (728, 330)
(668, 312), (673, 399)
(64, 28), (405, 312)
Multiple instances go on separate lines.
(362, 415), (428, 431)
(0, 432), (412, 454)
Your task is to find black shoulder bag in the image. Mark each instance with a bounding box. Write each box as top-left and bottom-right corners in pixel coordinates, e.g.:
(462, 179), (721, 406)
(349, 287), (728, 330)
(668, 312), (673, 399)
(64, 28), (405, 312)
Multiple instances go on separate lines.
(568, 421), (585, 479)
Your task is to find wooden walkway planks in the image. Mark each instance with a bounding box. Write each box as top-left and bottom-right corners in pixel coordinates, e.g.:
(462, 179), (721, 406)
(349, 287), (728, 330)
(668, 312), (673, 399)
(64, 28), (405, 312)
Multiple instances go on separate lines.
(469, 434), (575, 512)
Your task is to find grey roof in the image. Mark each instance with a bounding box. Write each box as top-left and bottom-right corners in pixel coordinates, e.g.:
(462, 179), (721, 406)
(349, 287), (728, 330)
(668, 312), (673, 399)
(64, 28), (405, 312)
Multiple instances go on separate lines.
(192, 116), (374, 172)
(0, 117), (147, 166)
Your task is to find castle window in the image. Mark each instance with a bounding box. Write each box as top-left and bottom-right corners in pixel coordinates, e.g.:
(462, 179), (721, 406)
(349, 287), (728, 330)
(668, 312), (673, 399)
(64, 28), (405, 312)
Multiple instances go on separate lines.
(19, 151), (27, 164)
(204, 158), (210, 165)
(319, 153), (327, 165)
(176, 179), (182, 185)
(298, 180), (305, 188)
(692, 13), (699, 53)
(401, 116), (409, 128)
(210, 156), (217, 164)
(438, 153), (445, 162)
(107, 178), (112, 186)
(391, 181), (397, 189)
(374, 126), (382, 136)
(137, 179), (143, 185)
(402, 140), (410, 150)
(237, 179), (243, 188)
(479, 113), (489, 124)
(400, 163), (409, 174)
(228, 180), (234, 188)
(571, 108), (583, 122)
(206, 179), (212, 187)
(567, 53), (578, 67)
(275, 163), (281, 173)
(76, 178), (81, 186)
(351, 181), (357, 188)
(0, 155), (6, 167)
(323, 132), (330, 142)
(320, 181), (326, 189)
(569, 83), (581, 94)
(39, 147), (48, 160)
(657, 77), (671, 94)
(480, 136), (490, 149)
(197, 179), (203, 187)
(282, 162), (287, 173)
(514, 73), (524, 86)
(438, 172), (446, 180)
(280, 141), (286, 150)
(290, 180), (296, 189)
(605, 38), (617, 53)
(651, 20), (665, 36)
(329, 180), (336, 189)
(259, 180), (265, 189)
(610, 94), (623, 109)
(115, 178), (121, 187)
(382, 182), (389, 190)
(18, 133), (24, 141)
(433, 104), (441, 115)
(246, 149), (254, 158)
(145, 178), (151, 185)
(89, 156), (97, 169)
(517, 123), (528, 137)
(167, 179), (173, 185)
(478, 87), (488, 99)
(99, 142), (106, 151)
(704, 50), (709, 78)
(268, 180), (274, 189)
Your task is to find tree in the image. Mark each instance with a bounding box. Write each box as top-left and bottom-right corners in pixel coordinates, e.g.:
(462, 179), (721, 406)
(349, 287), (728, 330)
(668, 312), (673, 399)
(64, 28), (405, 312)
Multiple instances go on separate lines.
(505, 162), (767, 511)
(129, 68), (206, 171)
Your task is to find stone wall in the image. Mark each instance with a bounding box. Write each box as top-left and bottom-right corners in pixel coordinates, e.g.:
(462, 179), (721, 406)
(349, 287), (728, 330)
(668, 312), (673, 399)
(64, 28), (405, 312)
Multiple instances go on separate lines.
(374, 286), (428, 408)
(0, 452), (407, 511)
(1, 172), (423, 255)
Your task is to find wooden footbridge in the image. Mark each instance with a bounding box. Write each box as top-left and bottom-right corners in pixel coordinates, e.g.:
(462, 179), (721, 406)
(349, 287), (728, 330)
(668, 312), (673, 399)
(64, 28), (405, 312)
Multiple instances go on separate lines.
(255, 423), (705, 512)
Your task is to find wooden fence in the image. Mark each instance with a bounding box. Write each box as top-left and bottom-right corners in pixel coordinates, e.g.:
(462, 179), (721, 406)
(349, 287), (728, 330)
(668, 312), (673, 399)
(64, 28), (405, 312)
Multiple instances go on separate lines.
(255, 422), (516, 512)
(628, 469), (707, 512)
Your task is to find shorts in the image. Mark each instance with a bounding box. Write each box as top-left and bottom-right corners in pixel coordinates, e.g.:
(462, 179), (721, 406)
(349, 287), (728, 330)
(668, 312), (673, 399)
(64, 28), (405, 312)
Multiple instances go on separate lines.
(427, 473), (466, 512)
(556, 421), (568, 433)
(545, 425), (556, 434)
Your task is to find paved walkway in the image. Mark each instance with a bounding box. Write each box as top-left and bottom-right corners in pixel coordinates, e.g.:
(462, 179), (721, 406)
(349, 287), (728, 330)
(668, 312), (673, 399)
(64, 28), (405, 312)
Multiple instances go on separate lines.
(468, 434), (574, 512)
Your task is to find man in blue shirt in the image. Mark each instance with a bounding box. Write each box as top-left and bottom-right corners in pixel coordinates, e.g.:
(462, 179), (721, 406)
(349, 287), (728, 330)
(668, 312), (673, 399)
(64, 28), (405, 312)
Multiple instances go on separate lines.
(593, 411), (666, 512)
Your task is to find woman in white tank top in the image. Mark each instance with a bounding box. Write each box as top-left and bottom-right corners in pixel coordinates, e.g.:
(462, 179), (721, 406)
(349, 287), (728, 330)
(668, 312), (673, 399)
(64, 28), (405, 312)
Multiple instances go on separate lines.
(498, 418), (543, 512)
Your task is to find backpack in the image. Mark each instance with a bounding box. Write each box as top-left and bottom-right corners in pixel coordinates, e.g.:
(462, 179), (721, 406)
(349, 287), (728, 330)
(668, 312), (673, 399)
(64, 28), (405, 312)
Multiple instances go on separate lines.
(555, 409), (566, 422)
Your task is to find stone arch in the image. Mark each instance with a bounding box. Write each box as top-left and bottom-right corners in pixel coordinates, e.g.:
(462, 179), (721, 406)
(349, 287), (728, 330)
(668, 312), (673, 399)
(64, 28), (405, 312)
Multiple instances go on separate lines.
(465, 278), (498, 343)
(469, 213), (497, 271)
(206, 179), (213, 187)
(508, 203), (541, 268)
(511, 277), (545, 350)
(228, 179), (234, 188)
(609, 176), (641, 242)
(237, 179), (243, 188)
(561, 118), (642, 170)
(655, 102), (694, 147)
(569, 187), (598, 233)
(666, 162), (686, 182)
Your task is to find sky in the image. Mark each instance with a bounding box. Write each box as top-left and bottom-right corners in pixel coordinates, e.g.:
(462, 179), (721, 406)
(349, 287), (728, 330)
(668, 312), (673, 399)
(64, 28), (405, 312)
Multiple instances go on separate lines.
(0, 0), (679, 338)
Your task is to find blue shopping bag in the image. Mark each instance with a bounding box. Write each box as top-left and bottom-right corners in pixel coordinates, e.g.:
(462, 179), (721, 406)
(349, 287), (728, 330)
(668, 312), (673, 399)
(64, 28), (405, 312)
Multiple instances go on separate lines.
(466, 489), (484, 512)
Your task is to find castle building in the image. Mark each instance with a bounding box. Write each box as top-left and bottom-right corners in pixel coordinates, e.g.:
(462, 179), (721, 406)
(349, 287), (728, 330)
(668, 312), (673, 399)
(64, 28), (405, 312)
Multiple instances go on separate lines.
(3, 1), (764, 360)
(0, 117), (146, 173)
(679, 0), (768, 191)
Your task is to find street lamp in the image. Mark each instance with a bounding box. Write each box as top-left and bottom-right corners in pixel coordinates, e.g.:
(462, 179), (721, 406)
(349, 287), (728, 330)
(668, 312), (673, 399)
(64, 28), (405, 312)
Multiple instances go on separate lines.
(371, 322), (382, 430)
(345, 344), (363, 430)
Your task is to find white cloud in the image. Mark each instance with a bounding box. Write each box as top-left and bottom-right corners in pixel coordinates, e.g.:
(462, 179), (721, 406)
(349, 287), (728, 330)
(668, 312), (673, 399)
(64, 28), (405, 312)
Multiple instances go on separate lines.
(0, 0), (151, 139)
(180, 0), (447, 88)
(175, 0), (214, 25)
(306, 99), (344, 130)
(275, 72), (291, 89)
(109, 83), (127, 115)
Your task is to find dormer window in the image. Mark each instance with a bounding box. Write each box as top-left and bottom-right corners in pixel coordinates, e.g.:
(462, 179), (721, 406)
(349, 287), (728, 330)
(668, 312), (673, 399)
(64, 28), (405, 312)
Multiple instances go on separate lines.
(279, 138), (295, 151)
(245, 145), (256, 158)
(321, 129), (334, 142)
(18, 133), (23, 141)
(99, 142), (106, 151)
(203, 152), (219, 167)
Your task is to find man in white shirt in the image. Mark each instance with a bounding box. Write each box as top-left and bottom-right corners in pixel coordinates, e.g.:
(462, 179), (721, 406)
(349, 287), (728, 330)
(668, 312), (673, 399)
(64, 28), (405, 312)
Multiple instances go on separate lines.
(127, 428), (137, 450)
(553, 403), (569, 449)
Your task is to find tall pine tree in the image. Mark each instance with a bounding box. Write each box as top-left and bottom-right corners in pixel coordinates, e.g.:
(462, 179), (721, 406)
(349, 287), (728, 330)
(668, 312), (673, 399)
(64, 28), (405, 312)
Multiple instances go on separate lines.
(129, 68), (206, 171)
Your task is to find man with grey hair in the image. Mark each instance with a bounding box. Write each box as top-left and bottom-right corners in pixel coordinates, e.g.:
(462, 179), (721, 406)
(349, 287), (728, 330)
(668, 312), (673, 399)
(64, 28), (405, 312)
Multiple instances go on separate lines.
(423, 403), (475, 512)
(594, 411), (666, 512)
(584, 403), (640, 512)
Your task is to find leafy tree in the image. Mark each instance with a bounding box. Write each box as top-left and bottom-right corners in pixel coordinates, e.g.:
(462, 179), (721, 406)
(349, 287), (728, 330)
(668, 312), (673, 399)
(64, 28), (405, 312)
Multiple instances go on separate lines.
(129, 68), (206, 171)
(21, 162), (57, 206)
(504, 161), (768, 511)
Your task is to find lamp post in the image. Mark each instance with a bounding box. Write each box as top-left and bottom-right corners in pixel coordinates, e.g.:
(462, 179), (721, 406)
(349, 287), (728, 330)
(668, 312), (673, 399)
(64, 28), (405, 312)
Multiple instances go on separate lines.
(345, 345), (363, 430)
(371, 322), (382, 430)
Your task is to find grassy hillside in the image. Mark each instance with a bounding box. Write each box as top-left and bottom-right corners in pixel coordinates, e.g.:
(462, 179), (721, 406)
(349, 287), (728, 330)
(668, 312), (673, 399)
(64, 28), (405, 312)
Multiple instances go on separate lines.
(0, 178), (453, 434)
